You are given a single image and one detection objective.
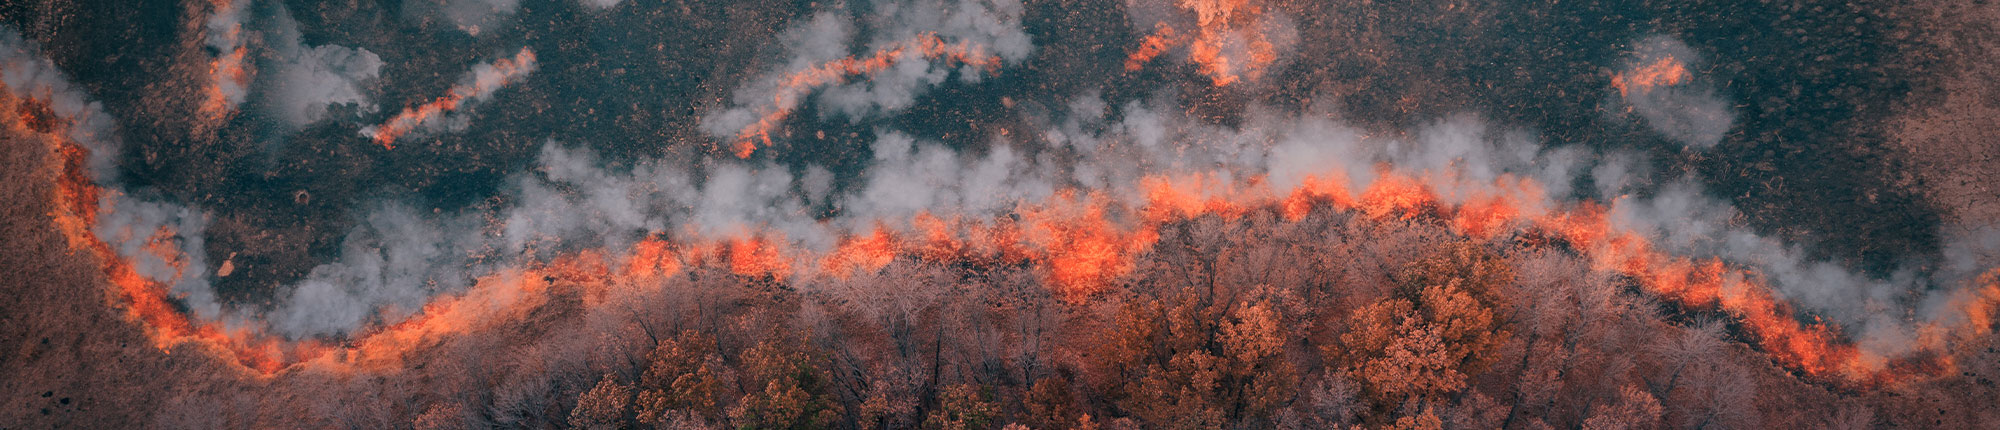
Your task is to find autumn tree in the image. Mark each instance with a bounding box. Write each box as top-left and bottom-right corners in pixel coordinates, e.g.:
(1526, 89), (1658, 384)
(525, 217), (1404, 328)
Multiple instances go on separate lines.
(634, 330), (726, 427)
(1018, 376), (1082, 430)
(728, 335), (842, 429)
(1495, 252), (1632, 428)
(1276, 372), (1362, 429)
(1331, 242), (1512, 417)
(572, 374), (633, 430)
(1579, 384), (1663, 430)
(1384, 408), (1443, 430)
(1088, 288), (1299, 429)
(923, 384), (999, 430)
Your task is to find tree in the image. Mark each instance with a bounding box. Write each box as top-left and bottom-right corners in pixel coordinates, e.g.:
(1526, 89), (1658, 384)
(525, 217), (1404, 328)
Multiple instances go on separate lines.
(1384, 408), (1443, 430)
(572, 374), (633, 430)
(1335, 282), (1504, 408)
(1018, 377), (1080, 430)
(635, 331), (725, 426)
(1332, 243), (1512, 416)
(1278, 372), (1361, 429)
(412, 402), (471, 430)
(1091, 289), (1300, 429)
(924, 384), (999, 430)
(1646, 321), (1725, 398)
(1671, 359), (1758, 430)
(728, 336), (841, 429)
(1579, 385), (1661, 430)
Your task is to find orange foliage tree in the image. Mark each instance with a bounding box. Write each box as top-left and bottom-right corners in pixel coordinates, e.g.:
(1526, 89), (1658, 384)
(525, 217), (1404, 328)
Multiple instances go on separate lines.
(1331, 242), (1513, 416)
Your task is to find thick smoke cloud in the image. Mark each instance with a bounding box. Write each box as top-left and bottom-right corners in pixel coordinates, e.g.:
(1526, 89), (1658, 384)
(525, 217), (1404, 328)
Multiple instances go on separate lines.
(95, 195), (219, 319)
(258, 4), (384, 128)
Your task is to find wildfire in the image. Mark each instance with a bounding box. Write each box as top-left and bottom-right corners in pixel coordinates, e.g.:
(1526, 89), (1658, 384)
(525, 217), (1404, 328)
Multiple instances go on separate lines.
(723, 33), (1002, 158)
(235, 165), (1980, 382)
(1125, 24), (1184, 72)
(1123, 0), (1280, 86)
(362, 48), (538, 149)
(198, 0), (249, 122)
(15, 42), (1997, 385)
(1611, 54), (1690, 97)
(7, 85), (318, 376)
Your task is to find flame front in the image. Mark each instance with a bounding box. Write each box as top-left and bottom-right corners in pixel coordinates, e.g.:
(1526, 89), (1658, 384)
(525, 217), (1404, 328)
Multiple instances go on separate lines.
(9, 26), (1994, 387)
(8, 86), (318, 376)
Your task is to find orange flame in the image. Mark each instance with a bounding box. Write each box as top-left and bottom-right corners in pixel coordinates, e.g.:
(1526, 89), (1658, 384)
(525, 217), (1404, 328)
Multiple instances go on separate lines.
(8, 86), (319, 376)
(724, 33), (1001, 158)
(23, 59), (1996, 383)
(820, 227), (898, 278)
(365, 48), (538, 149)
(197, 0), (249, 122)
(1611, 55), (1690, 98)
(1126, 24), (1184, 72)
(1965, 272), (2000, 335)
(1123, 0), (1279, 86)
(198, 47), (249, 120)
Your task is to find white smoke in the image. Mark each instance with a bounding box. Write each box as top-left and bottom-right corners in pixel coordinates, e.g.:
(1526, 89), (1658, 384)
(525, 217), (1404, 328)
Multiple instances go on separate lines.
(204, 0), (250, 109)
(818, 0), (1033, 117)
(839, 131), (1058, 228)
(358, 48), (536, 143)
(412, 0), (521, 36)
(272, 203), (492, 337)
(259, 4), (384, 128)
(1616, 36), (1734, 148)
(7, 13), (1995, 371)
(699, 0), (1033, 140)
(94, 195), (220, 320)
(1, 29), (226, 324)
(0, 29), (122, 180)
(1119, 0), (1301, 85)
